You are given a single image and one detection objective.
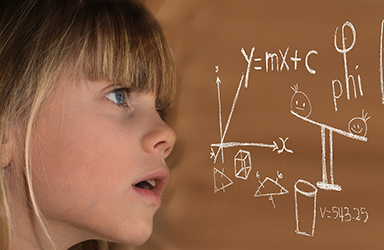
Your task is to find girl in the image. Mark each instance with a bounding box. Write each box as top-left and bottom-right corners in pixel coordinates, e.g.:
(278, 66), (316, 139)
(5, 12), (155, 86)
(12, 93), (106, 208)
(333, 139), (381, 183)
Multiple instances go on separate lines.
(0, 0), (176, 249)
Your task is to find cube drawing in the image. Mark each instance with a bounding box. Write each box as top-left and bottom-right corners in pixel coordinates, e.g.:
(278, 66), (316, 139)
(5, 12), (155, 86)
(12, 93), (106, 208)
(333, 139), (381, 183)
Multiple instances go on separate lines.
(234, 149), (252, 180)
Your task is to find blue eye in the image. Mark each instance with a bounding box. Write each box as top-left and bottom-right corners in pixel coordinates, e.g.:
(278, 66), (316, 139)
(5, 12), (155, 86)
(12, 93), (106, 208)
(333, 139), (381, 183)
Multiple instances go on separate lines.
(105, 88), (129, 107)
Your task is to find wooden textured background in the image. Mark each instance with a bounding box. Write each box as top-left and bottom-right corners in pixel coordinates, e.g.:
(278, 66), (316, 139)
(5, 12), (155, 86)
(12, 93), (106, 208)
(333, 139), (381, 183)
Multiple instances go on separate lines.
(131, 1), (384, 249)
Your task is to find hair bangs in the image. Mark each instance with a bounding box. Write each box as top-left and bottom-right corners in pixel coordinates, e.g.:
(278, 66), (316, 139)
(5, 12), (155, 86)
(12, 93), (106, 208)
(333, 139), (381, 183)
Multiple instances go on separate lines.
(72, 0), (176, 117)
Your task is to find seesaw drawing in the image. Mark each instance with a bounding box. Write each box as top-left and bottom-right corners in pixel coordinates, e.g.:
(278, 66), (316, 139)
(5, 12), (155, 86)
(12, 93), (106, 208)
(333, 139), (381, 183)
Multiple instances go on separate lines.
(210, 64), (293, 164)
(290, 85), (370, 191)
(294, 179), (318, 237)
(213, 167), (234, 193)
(254, 171), (289, 208)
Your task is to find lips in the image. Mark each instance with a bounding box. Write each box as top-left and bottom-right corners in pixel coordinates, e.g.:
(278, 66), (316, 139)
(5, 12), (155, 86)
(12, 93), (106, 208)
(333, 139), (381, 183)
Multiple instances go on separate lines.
(132, 168), (169, 204)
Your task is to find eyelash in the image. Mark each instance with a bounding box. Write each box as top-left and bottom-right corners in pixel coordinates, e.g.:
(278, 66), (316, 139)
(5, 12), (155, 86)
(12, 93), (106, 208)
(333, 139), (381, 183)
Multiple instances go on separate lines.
(105, 88), (168, 121)
(105, 88), (131, 108)
(157, 108), (167, 122)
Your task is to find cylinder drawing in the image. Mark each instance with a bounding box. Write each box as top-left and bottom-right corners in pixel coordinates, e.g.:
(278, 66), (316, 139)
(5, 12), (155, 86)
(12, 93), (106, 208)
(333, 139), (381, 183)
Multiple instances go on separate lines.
(294, 179), (318, 237)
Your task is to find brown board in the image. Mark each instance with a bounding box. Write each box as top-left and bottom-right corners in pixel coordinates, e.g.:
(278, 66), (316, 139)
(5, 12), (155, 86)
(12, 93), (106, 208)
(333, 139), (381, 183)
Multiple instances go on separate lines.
(135, 1), (384, 249)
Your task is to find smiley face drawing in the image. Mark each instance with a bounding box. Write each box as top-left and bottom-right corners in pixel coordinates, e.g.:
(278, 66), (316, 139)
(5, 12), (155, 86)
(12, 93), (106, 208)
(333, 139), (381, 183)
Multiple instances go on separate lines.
(348, 110), (371, 137)
(290, 84), (312, 118)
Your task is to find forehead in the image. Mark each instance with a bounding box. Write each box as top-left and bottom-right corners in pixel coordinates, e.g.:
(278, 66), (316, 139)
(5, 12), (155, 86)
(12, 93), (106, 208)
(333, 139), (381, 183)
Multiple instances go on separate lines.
(0, 0), (175, 123)
(58, 0), (175, 111)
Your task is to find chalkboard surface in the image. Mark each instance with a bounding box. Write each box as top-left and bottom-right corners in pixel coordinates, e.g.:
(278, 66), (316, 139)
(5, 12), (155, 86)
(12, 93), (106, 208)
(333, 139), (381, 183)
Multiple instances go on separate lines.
(135, 1), (384, 249)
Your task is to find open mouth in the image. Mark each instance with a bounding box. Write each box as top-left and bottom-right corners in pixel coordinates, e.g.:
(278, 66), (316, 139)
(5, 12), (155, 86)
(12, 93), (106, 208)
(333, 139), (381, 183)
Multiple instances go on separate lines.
(134, 179), (157, 191)
(132, 169), (169, 204)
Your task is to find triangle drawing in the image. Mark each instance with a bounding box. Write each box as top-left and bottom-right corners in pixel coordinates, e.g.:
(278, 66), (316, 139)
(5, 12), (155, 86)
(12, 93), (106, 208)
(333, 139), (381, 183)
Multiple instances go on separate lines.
(254, 177), (289, 197)
(213, 167), (233, 193)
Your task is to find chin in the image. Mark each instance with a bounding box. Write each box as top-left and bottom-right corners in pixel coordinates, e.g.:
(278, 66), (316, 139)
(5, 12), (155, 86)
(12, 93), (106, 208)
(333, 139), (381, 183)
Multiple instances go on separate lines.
(130, 226), (153, 246)
(108, 217), (154, 246)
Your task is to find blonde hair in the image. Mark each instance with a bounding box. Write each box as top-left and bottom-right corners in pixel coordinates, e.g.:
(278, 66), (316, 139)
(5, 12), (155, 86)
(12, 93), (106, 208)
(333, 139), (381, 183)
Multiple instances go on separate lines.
(0, 0), (175, 249)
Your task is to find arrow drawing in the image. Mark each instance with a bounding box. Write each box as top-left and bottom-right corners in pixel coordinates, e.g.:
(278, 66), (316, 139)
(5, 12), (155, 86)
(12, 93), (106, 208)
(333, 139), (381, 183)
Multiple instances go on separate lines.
(211, 61), (292, 164)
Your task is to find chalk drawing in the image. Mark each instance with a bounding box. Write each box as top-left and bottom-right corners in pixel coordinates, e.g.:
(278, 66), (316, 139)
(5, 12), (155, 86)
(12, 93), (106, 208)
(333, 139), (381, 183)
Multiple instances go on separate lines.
(279, 47), (290, 71)
(294, 179), (318, 237)
(319, 206), (369, 223)
(290, 86), (369, 191)
(242, 46), (318, 74)
(241, 47), (254, 88)
(265, 51), (279, 72)
(332, 21), (363, 111)
(290, 50), (302, 70)
(254, 171), (289, 208)
(234, 149), (252, 180)
(211, 69), (245, 164)
(290, 84), (312, 118)
(380, 20), (384, 104)
(213, 167), (234, 193)
(348, 110), (371, 137)
(305, 50), (318, 75)
(211, 62), (292, 164)
(278, 137), (294, 154)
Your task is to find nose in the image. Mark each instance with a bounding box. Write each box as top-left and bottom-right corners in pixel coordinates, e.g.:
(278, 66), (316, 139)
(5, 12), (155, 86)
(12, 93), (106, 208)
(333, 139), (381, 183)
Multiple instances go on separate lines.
(142, 116), (176, 159)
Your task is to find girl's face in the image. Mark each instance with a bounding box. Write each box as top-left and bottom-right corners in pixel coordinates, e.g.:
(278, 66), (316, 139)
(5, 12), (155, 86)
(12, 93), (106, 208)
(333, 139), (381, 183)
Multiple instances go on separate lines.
(29, 73), (176, 246)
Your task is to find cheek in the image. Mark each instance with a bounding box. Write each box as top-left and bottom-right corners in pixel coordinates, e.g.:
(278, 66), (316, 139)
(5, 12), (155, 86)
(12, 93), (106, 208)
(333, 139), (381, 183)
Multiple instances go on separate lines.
(30, 112), (138, 215)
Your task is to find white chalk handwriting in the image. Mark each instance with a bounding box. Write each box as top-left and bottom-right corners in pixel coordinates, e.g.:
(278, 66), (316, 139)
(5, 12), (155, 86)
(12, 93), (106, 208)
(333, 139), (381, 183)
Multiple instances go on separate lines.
(319, 206), (369, 223)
